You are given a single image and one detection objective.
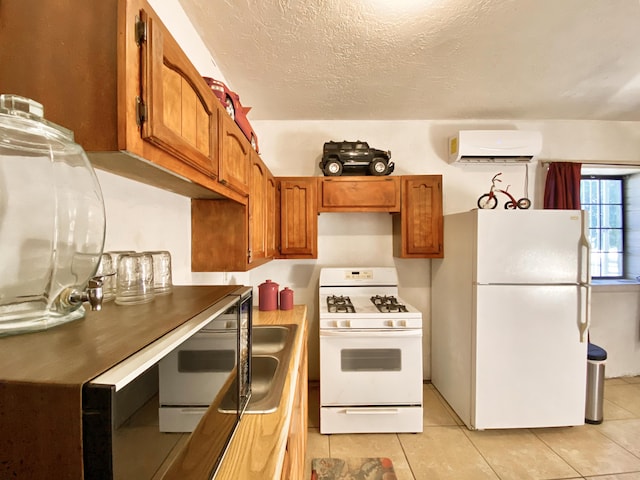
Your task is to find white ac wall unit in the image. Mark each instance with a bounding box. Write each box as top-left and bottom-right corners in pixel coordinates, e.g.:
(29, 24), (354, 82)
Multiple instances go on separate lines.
(448, 130), (542, 164)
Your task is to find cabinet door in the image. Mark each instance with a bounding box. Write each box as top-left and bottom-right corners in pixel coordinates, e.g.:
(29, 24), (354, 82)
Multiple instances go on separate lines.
(139, 8), (218, 178)
(191, 199), (249, 271)
(278, 178), (318, 258)
(318, 176), (401, 212)
(393, 175), (443, 258)
(266, 171), (278, 258)
(219, 112), (250, 195)
(249, 152), (267, 264)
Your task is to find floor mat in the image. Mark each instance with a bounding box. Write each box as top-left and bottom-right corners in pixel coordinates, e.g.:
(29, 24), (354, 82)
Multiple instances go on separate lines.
(311, 457), (397, 480)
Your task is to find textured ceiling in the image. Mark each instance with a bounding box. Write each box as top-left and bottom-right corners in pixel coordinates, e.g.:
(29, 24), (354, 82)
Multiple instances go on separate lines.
(178, 0), (640, 121)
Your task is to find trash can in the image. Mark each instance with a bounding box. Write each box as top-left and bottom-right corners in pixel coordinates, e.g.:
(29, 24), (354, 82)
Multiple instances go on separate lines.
(585, 342), (607, 424)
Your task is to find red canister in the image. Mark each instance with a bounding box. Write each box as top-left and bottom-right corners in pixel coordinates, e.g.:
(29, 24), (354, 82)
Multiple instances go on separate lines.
(279, 287), (294, 310)
(258, 279), (279, 311)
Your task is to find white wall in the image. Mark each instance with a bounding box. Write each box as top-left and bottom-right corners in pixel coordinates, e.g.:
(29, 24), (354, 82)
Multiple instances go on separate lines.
(97, 169), (250, 287)
(591, 285), (640, 377)
(95, 0), (640, 381)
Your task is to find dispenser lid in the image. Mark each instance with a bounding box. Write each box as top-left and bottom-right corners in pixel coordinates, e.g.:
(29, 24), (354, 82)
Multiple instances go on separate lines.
(0, 94), (74, 141)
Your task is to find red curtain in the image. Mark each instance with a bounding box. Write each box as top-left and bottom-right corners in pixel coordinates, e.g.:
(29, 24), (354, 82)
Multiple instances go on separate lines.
(543, 162), (582, 209)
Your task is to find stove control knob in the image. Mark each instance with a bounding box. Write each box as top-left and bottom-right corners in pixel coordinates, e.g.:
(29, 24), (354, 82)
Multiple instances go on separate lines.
(342, 320), (352, 328)
(333, 320), (339, 328)
(386, 320), (394, 327)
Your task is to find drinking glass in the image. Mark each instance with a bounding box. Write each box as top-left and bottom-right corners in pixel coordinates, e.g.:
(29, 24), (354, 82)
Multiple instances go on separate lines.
(107, 251), (135, 270)
(95, 253), (115, 302)
(145, 250), (172, 295)
(106, 250), (135, 293)
(115, 253), (155, 305)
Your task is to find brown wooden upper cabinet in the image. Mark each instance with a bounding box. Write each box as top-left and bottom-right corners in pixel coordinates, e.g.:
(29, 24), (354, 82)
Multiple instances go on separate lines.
(191, 152), (272, 272)
(266, 171), (278, 259)
(218, 112), (250, 195)
(249, 151), (268, 264)
(318, 176), (401, 212)
(277, 178), (318, 259)
(191, 199), (247, 271)
(0, 0), (246, 202)
(138, 7), (218, 180)
(393, 175), (444, 258)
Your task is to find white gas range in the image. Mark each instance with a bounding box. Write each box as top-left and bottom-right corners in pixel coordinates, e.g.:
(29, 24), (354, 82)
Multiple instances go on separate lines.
(319, 267), (423, 434)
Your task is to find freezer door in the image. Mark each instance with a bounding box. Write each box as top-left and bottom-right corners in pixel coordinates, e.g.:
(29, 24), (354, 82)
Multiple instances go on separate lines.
(475, 210), (587, 284)
(473, 284), (588, 430)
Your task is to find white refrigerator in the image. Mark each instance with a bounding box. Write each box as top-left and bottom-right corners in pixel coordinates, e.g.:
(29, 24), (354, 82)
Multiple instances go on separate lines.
(431, 209), (590, 430)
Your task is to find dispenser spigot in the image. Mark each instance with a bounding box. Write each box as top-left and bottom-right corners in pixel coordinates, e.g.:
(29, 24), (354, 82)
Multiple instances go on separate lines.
(65, 276), (105, 311)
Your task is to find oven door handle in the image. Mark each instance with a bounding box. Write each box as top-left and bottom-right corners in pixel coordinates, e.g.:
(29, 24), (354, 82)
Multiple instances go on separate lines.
(344, 408), (400, 415)
(320, 329), (421, 337)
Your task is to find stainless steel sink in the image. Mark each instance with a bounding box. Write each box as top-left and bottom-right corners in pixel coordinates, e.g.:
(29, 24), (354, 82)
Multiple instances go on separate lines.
(245, 324), (297, 413)
(252, 324), (291, 355)
(220, 324), (298, 414)
(248, 355), (280, 405)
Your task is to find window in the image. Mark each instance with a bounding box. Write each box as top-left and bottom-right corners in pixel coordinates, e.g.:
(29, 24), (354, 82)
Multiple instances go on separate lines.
(580, 176), (624, 278)
(579, 167), (640, 282)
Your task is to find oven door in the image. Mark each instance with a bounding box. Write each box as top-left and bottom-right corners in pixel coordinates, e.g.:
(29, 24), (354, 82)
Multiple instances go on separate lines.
(320, 329), (422, 406)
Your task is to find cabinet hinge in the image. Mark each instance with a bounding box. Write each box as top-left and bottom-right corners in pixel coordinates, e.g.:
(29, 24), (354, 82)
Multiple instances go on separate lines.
(247, 249), (252, 263)
(135, 16), (147, 46)
(135, 96), (146, 126)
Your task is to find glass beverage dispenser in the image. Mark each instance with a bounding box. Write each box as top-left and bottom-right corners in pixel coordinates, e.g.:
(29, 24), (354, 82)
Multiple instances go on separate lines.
(0, 95), (106, 336)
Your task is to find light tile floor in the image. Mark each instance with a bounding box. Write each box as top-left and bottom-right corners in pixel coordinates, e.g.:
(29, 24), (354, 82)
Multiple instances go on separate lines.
(305, 377), (640, 480)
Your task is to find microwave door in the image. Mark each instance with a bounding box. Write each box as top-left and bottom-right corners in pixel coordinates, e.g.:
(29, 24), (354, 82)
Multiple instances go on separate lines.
(159, 330), (237, 407)
(163, 366), (240, 480)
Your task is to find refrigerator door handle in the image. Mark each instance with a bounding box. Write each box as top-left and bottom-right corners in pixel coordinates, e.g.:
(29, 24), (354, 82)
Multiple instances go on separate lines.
(578, 283), (591, 343)
(579, 212), (591, 285)
(578, 211), (591, 342)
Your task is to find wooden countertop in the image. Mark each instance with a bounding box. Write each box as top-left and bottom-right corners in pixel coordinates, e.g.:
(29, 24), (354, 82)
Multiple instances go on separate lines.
(0, 285), (238, 384)
(0, 291), (307, 480)
(215, 305), (308, 480)
(0, 285), (240, 480)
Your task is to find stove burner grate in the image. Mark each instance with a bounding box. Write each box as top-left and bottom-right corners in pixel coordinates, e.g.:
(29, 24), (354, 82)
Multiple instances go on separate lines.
(370, 295), (408, 313)
(326, 295), (356, 314)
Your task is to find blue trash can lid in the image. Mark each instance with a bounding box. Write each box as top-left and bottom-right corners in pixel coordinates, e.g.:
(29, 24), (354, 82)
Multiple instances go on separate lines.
(588, 343), (607, 361)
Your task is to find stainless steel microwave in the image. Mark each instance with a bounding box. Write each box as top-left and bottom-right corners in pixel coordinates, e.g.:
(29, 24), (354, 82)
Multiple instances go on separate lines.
(82, 286), (253, 480)
(158, 287), (252, 431)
